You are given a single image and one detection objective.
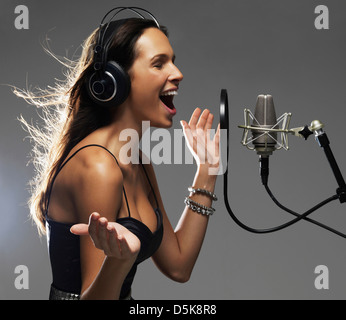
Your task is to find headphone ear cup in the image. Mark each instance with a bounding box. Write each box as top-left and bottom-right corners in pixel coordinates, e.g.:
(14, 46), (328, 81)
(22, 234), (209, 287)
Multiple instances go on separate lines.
(88, 61), (131, 108)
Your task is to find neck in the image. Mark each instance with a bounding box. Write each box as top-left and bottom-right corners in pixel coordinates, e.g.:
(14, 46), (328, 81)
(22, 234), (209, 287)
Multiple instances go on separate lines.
(100, 106), (150, 165)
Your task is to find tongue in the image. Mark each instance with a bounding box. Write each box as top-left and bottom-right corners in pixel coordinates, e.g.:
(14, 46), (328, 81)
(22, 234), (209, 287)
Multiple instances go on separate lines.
(160, 95), (174, 109)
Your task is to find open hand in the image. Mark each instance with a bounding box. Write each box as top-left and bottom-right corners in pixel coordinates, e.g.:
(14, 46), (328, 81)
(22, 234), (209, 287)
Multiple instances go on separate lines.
(70, 212), (140, 260)
(181, 108), (220, 175)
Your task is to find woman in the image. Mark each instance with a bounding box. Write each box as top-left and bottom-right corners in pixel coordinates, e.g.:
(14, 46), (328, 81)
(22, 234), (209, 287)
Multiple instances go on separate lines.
(17, 11), (220, 300)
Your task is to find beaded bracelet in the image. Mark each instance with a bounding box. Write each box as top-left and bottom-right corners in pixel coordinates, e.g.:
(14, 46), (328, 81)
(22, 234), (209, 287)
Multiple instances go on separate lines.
(184, 197), (215, 216)
(188, 187), (218, 201)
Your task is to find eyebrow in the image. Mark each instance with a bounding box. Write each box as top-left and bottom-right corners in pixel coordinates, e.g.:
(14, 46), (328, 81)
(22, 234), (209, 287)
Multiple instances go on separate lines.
(150, 53), (176, 63)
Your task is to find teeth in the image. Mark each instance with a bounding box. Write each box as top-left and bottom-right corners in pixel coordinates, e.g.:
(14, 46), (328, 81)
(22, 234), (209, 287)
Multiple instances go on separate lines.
(160, 90), (178, 96)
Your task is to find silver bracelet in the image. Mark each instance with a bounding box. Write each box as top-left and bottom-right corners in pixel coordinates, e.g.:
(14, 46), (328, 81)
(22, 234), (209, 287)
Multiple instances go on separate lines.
(188, 187), (218, 201)
(184, 197), (215, 216)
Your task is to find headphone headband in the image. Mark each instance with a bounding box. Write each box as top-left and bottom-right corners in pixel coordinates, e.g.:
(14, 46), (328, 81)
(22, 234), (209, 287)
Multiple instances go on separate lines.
(100, 7), (160, 28)
(94, 7), (160, 72)
(87, 7), (160, 107)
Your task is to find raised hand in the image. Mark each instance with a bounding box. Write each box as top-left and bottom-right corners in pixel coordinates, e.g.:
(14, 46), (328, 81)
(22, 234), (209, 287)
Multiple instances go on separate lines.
(180, 108), (220, 175)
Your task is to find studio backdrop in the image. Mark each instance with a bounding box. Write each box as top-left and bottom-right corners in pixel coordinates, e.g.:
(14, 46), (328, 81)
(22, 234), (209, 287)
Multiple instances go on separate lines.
(1, 0), (346, 299)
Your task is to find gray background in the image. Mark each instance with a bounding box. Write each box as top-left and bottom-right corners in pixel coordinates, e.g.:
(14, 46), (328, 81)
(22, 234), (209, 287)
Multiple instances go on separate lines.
(1, 0), (346, 300)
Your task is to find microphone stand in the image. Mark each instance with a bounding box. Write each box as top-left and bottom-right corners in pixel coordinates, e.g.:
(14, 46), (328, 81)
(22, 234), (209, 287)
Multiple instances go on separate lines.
(298, 120), (346, 203)
(314, 128), (346, 203)
(260, 125), (346, 238)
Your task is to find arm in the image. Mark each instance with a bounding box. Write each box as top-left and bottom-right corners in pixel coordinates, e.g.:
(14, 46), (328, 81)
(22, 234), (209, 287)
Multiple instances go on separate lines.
(70, 149), (140, 299)
(71, 108), (219, 285)
(151, 108), (220, 282)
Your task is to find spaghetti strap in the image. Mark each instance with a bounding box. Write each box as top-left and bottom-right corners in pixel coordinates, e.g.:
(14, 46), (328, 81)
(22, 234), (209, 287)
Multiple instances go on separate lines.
(139, 154), (160, 209)
(45, 144), (131, 218)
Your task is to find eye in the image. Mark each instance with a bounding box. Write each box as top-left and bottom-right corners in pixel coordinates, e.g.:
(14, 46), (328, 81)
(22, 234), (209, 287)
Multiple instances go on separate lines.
(153, 62), (163, 69)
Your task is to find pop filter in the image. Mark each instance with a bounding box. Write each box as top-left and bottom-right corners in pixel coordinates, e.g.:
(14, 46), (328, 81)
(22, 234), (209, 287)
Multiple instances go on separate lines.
(220, 89), (229, 175)
(220, 89), (229, 132)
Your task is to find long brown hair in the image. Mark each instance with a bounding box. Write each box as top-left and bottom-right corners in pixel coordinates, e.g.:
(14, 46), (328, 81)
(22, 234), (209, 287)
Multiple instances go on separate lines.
(16, 18), (167, 235)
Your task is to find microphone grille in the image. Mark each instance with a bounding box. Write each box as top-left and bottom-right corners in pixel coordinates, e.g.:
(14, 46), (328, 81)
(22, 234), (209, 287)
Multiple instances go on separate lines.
(251, 94), (278, 155)
(253, 94), (277, 127)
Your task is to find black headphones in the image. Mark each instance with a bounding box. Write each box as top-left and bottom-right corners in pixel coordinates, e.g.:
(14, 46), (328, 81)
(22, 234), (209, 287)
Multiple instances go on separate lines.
(87, 7), (160, 108)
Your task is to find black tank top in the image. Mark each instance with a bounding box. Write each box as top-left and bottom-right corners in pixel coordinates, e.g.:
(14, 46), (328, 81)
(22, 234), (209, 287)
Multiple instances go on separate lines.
(45, 144), (163, 299)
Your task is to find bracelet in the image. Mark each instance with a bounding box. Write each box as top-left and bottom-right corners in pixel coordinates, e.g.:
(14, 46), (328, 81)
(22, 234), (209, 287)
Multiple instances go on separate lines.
(188, 187), (218, 201)
(184, 197), (215, 216)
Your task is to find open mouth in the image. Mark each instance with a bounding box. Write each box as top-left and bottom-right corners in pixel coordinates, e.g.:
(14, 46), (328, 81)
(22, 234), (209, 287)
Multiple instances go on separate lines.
(160, 90), (178, 114)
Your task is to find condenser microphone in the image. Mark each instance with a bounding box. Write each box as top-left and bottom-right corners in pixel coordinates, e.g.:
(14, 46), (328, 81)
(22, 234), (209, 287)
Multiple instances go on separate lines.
(251, 94), (279, 185)
(251, 94), (279, 157)
(221, 89), (346, 238)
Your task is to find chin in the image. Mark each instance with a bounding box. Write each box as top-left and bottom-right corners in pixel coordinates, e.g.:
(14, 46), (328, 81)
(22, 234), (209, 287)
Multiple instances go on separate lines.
(151, 118), (174, 129)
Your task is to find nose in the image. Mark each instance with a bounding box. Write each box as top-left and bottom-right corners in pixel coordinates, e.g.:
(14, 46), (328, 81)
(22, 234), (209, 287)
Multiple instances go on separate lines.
(169, 63), (183, 84)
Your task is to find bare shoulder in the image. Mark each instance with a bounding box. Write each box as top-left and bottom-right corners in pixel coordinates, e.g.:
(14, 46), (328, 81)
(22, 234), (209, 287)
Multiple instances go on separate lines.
(73, 145), (123, 186)
(67, 146), (125, 222)
(48, 145), (124, 224)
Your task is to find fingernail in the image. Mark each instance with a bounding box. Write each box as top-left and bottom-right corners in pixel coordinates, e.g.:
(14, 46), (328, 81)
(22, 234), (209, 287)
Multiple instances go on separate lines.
(91, 212), (98, 220)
